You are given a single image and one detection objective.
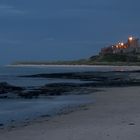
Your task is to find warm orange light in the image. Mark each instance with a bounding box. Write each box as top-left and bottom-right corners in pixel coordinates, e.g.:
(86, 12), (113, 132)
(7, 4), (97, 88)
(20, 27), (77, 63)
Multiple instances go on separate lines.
(129, 37), (133, 41)
(120, 43), (124, 46)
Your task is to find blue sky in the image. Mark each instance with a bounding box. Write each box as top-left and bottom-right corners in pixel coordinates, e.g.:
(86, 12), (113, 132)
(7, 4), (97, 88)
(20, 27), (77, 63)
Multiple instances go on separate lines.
(0, 0), (140, 64)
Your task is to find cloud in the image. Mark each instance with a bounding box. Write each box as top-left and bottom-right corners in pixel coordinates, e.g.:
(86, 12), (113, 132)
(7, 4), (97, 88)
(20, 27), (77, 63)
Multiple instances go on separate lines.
(0, 4), (26, 16)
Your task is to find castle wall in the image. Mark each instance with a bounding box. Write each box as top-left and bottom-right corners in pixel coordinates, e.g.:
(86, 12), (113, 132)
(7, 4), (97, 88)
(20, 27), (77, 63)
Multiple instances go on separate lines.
(100, 37), (140, 55)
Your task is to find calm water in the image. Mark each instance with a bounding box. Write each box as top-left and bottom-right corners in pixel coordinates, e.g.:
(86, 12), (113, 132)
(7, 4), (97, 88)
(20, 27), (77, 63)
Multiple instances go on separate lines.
(0, 66), (115, 87)
(0, 65), (140, 126)
(1, 65), (140, 86)
(0, 66), (100, 87)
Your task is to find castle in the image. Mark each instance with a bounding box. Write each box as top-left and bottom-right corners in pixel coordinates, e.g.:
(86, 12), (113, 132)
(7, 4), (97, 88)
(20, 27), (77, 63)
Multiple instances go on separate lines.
(100, 37), (140, 55)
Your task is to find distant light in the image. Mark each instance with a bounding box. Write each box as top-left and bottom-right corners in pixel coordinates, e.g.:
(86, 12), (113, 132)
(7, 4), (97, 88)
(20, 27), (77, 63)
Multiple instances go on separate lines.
(120, 43), (124, 46)
(129, 37), (133, 41)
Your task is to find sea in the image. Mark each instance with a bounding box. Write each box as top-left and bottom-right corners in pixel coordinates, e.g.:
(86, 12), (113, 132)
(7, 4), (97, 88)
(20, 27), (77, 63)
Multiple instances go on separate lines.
(0, 65), (140, 127)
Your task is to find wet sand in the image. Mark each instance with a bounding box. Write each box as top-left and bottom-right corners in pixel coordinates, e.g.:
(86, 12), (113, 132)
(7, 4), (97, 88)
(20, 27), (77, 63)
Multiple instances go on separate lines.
(7, 64), (140, 71)
(1, 86), (140, 140)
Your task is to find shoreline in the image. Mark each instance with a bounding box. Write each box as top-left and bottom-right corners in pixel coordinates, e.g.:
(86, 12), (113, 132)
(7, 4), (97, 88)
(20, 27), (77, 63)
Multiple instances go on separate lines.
(0, 94), (94, 128)
(0, 101), (93, 131)
(6, 64), (140, 70)
(1, 86), (140, 140)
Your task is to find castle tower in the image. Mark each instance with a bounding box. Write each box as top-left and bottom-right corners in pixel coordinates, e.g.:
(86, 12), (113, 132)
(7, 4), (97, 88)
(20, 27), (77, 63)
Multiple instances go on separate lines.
(127, 37), (139, 48)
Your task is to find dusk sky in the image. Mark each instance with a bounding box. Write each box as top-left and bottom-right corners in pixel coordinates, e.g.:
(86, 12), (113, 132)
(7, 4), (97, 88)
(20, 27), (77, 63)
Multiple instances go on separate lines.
(0, 0), (140, 65)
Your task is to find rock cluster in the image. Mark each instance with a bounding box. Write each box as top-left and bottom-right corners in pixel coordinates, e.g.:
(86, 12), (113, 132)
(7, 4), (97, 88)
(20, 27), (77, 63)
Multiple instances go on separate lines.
(1, 71), (140, 99)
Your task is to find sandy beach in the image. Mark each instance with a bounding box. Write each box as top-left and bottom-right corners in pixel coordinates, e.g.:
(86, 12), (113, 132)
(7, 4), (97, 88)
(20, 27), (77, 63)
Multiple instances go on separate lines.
(1, 86), (140, 140)
(7, 64), (140, 70)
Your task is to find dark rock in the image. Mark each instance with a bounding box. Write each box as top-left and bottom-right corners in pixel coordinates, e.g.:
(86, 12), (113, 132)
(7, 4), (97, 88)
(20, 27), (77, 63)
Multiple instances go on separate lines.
(128, 123), (135, 125)
(18, 91), (40, 99)
(39, 83), (79, 95)
(0, 82), (24, 95)
(41, 115), (51, 118)
(0, 123), (4, 126)
(2, 71), (140, 99)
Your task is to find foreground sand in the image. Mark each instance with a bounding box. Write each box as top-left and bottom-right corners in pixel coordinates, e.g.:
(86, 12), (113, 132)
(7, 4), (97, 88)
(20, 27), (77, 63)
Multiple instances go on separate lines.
(1, 87), (140, 140)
